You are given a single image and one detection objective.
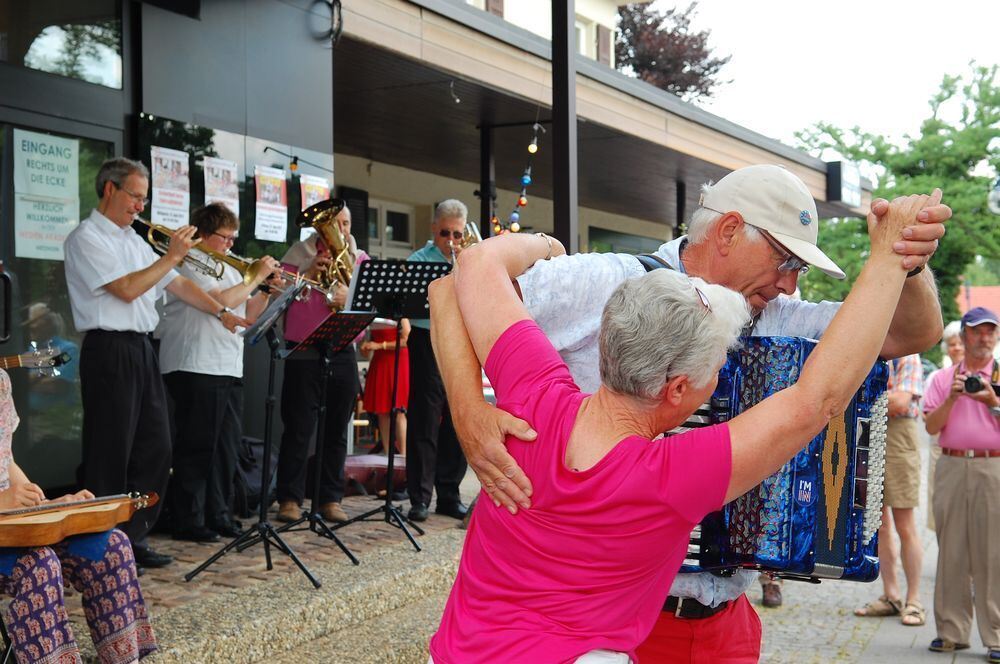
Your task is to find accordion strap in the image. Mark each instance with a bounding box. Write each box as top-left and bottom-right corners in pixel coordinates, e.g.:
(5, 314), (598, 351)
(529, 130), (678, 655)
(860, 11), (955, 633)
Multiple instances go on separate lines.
(636, 253), (675, 273)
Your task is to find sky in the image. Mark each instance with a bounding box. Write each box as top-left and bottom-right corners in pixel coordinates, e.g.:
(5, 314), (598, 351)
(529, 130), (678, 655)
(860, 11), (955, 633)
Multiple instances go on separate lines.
(655, 0), (1000, 153)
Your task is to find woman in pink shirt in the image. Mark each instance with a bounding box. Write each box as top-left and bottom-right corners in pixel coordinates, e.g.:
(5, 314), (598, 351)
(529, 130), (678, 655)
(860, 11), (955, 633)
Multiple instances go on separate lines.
(429, 193), (933, 664)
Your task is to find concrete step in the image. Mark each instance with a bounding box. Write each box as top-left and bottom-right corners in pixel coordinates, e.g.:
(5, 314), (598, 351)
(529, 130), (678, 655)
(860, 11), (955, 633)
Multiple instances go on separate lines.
(143, 528), (463, 663)
(274, 593), (449, 663)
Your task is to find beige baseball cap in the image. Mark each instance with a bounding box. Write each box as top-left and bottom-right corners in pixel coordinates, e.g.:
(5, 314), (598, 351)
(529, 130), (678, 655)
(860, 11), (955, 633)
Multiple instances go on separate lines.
(699, 164), (845, 279)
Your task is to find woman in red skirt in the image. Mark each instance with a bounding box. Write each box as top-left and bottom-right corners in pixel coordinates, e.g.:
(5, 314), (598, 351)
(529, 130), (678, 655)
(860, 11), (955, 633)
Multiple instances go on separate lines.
(362, 317), (410, 455)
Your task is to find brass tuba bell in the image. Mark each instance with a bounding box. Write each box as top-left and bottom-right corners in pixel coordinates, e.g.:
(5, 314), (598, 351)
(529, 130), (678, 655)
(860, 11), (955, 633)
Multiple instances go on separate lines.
(295, 198), (354, 291)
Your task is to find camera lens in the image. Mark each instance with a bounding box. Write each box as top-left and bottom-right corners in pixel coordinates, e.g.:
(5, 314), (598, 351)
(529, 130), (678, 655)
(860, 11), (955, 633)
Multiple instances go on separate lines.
(965, 375), (985, 393)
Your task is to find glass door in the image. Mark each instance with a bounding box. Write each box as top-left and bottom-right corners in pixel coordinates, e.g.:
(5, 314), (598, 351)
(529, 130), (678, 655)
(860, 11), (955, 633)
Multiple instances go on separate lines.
(0, 121), (116, 489)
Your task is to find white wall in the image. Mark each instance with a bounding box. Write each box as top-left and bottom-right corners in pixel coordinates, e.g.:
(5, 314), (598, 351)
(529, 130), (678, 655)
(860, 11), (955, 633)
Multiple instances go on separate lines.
(333, 152), (671, 252)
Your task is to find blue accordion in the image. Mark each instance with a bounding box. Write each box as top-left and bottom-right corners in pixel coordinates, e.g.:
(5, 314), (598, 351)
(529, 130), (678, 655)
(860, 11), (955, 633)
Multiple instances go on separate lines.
(681, 336), (889, 582)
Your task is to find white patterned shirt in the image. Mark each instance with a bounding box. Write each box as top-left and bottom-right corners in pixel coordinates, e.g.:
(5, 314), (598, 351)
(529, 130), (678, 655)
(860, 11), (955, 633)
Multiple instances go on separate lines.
(516, 236), (841, 607)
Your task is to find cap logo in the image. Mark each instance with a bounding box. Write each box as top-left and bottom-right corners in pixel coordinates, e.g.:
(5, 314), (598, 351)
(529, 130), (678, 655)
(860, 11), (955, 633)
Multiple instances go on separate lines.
(799, 210), (812, 226)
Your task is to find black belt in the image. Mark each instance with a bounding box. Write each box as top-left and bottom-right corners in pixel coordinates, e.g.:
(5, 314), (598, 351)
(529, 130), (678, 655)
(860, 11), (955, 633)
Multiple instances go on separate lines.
(663, 595), (729, 619)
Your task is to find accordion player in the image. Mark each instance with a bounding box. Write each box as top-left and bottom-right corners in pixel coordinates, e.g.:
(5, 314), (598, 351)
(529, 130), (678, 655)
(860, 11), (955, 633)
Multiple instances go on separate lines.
(681, 335), (889, 582)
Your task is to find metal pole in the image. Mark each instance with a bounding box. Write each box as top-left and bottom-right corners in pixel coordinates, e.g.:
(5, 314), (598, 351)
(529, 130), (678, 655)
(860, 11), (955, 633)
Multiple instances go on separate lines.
(551, 0), (578, 253)
(479, 126), (495, 238)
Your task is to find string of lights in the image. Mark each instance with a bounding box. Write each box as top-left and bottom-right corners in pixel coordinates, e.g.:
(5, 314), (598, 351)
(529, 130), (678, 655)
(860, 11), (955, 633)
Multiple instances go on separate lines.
(492, 122), (545, 235)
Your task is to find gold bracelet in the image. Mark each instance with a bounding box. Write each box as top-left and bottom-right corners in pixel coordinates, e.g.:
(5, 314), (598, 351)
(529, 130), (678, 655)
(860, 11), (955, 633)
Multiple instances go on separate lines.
(535, 232), (553, 260)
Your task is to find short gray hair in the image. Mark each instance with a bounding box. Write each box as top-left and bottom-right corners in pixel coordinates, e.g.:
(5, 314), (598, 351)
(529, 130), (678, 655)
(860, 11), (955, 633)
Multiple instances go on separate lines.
(599, 270), (751, 399)
(95, 157), (149, 199)
(434, 199), (468, 223)
(686, 182), (762, 245)
(942, 320), (962, 342)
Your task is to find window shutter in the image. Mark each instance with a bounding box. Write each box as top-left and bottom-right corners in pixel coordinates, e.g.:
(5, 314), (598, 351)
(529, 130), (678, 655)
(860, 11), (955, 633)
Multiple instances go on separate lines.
(338, 185), (370, 253)
(486, 0), (503, 18)
(596, 25), (611, 65)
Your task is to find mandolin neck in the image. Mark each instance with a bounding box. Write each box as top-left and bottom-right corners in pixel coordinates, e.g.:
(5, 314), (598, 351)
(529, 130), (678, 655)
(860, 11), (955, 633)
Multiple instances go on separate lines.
(0, 354), (24, 370)
(0, 494), (129, 517)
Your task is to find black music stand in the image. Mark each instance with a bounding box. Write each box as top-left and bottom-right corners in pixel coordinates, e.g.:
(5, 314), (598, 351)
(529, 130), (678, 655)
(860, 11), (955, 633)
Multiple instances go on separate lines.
(273, 311), (375, 564)
(333, 259), (451, 551)
(185, 283), (323, 588)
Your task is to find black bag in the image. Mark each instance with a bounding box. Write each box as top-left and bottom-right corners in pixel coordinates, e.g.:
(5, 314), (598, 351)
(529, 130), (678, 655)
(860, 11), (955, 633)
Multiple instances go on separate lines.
(233, 436), (278, 518)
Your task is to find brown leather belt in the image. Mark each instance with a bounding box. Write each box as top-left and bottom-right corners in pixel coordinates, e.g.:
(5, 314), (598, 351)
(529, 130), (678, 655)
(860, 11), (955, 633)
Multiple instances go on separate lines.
(941, 448), (999, 459)
(662, 595), (729, 619)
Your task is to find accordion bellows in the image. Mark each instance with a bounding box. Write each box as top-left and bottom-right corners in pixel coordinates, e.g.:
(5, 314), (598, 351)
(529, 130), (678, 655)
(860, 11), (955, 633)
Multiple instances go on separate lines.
(682, 336), (889, 582)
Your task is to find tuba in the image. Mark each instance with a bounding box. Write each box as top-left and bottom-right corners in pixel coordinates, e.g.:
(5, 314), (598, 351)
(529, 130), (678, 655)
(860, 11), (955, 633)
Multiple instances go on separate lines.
(296, 199), (354, 291)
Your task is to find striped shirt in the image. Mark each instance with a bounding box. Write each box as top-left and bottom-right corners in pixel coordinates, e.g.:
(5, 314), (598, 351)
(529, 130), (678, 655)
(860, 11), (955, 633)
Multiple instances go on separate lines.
(887, 354), (923, 419)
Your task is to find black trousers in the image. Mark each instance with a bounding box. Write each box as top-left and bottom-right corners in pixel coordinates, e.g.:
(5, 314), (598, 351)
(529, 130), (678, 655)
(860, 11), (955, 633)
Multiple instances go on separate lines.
(79, 331), (171, 549)
(277, 347), (358, 505)
(163, 372), (242, 531)
(405, 327), (467, 507)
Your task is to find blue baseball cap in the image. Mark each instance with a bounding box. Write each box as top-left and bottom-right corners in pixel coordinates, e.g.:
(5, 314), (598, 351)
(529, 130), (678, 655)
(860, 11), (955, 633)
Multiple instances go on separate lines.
(961, 306), (1000, 328)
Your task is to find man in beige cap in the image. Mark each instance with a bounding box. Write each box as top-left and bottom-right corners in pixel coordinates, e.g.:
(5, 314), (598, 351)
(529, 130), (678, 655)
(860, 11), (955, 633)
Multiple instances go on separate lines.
(430, 164), (950, 662)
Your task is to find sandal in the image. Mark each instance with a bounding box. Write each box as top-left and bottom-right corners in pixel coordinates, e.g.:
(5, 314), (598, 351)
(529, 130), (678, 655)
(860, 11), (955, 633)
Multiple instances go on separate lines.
(928, 638), (970, 652)
(854, 595), (903, 617)
(901, 601), (926, 626)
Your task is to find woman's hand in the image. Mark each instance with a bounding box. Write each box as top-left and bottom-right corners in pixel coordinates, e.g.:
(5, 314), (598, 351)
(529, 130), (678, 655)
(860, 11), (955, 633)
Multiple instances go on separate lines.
(1, 482), (46, 509)
(868, 192), (934, 261)
(46, 489), (95, 505)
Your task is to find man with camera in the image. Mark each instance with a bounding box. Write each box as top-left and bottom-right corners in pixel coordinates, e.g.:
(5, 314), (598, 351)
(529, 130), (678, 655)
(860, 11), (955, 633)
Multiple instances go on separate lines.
(923, 306), (1000, 661)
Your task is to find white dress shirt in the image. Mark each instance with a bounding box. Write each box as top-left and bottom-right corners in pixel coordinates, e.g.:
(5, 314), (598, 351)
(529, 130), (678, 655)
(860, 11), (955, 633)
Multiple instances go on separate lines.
(516, 235), (841, 607)
(156, 263), (247, 377)
(64, 210), (178, 333)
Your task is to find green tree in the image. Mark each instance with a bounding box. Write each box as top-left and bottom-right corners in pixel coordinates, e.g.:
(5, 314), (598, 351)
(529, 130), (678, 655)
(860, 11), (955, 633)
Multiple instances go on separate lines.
(796, 64), (1000, 328)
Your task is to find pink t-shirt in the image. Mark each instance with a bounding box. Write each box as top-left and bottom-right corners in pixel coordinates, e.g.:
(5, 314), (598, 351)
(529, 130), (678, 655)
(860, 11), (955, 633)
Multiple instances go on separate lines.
(429, 320), (732, 664)
(923, 361), (1000, 451)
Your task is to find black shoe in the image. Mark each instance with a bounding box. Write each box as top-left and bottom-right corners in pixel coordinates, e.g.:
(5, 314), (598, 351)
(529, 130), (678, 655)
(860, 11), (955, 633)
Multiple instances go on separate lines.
(391, 490), (408, 502)
(211, 521), (243, 538)
(435, 501), (469, 520)
(133, 547), (174, 568)
(408, 503), (429, 522)
(173, 526), (220, 543)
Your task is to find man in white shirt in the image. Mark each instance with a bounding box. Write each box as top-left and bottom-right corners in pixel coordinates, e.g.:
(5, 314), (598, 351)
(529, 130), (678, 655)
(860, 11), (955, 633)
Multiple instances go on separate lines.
(431, 165), (950, 661)
(64, 157), (244, 569)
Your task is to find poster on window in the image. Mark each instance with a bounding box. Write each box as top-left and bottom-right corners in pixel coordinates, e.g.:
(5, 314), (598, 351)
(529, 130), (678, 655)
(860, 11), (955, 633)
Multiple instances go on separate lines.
(254, 165), (287, 242)
(150, 146), (190, 229)
(298, 174), (330, 241)
(14, 195), (80, 261)
(12, 129), (80, 261)
(204, 157), (240, 216)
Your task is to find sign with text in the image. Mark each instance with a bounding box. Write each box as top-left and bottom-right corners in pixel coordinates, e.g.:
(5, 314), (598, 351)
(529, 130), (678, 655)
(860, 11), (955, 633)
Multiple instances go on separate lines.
(12, 129), (80, 261)
(254, 165), (287, 242)
(13, 129), (79, 199)
(151, 145), (190, 229)
(299, 174), (329, 241)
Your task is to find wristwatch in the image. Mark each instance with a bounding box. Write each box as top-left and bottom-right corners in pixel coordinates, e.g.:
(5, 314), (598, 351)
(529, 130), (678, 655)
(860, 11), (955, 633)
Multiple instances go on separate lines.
(990, 406), (1000, 418)
(215, 306), (233, 320)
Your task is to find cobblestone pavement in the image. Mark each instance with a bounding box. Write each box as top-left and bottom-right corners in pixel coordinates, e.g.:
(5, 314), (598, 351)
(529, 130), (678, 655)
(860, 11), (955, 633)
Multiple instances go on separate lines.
(757, 443), (990, 664)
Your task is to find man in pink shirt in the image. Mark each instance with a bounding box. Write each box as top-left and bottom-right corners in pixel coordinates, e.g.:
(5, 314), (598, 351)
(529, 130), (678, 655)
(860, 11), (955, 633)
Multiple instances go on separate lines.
(923, 306), (1000, 662)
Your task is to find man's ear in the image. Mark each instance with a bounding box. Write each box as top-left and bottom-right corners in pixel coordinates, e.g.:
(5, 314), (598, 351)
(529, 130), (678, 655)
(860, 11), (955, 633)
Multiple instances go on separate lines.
(713, 212), (744, 257)
(660, 374), (690, 406)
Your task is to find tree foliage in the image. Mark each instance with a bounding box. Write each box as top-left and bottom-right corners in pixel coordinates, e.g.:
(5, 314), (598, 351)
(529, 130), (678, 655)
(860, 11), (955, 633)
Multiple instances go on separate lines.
(615, 2), (730, 101)
(795, 64), (1000, 327)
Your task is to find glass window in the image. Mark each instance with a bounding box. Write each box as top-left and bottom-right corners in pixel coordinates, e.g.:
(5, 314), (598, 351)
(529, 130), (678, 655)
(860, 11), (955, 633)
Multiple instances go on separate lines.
(1, 124), (114, 488)
(589, 227), (663, 254)
(367, 207), (378, 239)
(386, 210), (409, 243)
(0, 0), (123, 89)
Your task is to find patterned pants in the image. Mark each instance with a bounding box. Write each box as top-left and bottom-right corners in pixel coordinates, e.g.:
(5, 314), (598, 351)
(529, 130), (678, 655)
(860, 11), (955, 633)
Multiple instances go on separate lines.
(1, 529), (157, 664)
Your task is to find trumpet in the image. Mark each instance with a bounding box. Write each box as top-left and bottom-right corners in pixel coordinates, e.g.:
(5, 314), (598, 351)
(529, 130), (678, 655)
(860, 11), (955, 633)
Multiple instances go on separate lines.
(449, 221), (482, 262)
(219, 251), (336, 305)
(133, 218), (225, 279)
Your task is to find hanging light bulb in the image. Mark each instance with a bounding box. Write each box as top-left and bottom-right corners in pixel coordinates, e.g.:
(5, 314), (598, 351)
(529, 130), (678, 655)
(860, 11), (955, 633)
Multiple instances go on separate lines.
(510, 221), (521, 233)
(521, 173), (532, 186)
(518, 195), (528, 207)
(290, 156), (299, 172)
(494, 222), (502, 234)
(511, 211), (520, 222)
(527, 137), (538, 154)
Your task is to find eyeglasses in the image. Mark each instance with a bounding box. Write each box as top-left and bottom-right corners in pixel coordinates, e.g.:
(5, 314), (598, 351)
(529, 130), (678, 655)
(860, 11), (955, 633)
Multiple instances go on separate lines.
(752, 225), (810, 275)
(116, 184), (149, 207)
(439, 229), (464, 240)
(211, 231), (238, 244)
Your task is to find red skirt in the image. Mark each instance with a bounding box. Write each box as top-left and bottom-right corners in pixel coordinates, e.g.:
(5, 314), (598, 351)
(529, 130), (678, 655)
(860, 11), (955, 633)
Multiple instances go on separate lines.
(363, 327), (409, 413)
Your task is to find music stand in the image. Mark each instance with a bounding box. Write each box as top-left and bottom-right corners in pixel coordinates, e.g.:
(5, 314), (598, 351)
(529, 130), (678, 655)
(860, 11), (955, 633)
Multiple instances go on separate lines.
(185, 283), (323, 588)
(273, 311), (375, 564)
(332, 259), (451, 551)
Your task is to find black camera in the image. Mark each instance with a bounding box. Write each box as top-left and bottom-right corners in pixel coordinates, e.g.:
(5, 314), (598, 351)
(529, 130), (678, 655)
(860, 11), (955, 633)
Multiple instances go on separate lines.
(965, 375), (985, 393)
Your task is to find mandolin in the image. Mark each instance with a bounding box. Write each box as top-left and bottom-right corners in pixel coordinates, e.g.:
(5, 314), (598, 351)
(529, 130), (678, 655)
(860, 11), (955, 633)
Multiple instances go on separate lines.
(0, 493), (158, 547)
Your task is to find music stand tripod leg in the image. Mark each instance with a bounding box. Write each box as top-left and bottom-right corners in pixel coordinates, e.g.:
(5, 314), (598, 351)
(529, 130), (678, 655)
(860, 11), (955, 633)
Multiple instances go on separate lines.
(273, 339), (359, 565)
